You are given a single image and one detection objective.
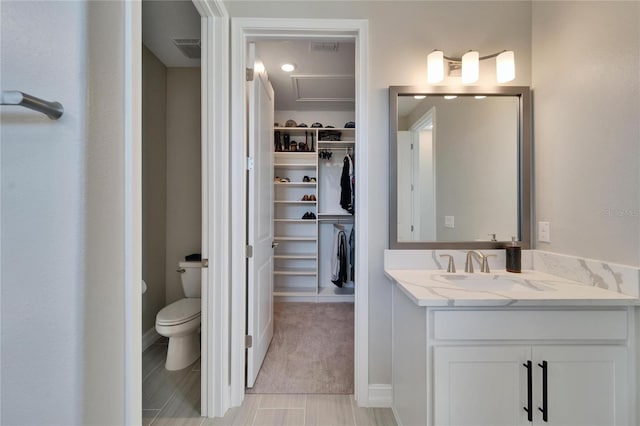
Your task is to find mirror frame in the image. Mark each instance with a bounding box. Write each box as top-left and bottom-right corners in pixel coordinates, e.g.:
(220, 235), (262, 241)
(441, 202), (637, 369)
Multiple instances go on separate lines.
(389, 85), (531, 249)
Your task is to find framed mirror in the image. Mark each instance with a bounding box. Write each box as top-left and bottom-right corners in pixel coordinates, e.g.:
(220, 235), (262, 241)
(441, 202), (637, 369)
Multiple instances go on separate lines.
(389, 86), (531, 249)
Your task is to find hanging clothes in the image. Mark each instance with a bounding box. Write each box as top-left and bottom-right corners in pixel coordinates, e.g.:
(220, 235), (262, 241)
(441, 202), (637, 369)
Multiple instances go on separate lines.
(349, 227), (355, 281)
(340, 155), (354, 214)
(331, 228), (348, 288)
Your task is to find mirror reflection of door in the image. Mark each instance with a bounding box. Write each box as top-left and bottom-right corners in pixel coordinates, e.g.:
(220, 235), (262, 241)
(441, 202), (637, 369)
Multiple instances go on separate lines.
(397, 108), (436, 242)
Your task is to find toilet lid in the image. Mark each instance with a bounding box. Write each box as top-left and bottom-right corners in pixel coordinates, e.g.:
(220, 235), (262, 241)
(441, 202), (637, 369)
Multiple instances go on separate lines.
(157, 298), (201, 326)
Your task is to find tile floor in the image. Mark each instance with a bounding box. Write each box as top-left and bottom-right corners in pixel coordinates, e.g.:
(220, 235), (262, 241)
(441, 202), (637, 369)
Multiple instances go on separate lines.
(143, 339), (397, 426)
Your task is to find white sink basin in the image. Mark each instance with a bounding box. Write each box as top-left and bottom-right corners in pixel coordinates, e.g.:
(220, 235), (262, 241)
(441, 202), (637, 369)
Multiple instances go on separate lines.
(438, 274), (546, 292)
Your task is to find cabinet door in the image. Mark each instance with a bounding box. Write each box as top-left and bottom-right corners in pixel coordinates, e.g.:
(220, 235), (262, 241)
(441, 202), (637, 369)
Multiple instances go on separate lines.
(533, 346), (629, 426)
(434, 346), (531, 426)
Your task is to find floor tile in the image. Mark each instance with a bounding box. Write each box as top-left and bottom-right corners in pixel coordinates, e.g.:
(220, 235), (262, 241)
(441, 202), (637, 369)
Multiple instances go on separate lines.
(142, 360), (194, 410)
(142, 409), (160, 426)
(252, 408), (305, 426)
(305, 394), (355, 426)
(142, 345), (168, 381)
(350, 396), (397, 426)
(258, 394), (306, 409)
(152, 370), (202, 426)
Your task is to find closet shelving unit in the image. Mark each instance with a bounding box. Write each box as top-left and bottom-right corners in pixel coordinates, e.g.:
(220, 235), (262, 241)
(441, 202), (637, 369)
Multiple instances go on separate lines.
(273, 126), (355, 302)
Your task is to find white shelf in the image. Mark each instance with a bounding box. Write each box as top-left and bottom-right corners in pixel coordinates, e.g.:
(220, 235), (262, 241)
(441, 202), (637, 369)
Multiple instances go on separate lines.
(274, 182), (316, 187)
(274, 163), (316, 169)
(274, 200), (317, 204)
(274, 268), (317, 276)
(274, 254), (317, 260)
(273, 236), (317, 241)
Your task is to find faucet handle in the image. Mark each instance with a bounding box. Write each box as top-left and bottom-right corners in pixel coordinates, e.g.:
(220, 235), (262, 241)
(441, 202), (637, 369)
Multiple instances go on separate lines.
(439, 254), (456, 273)
(481, 254), (497, 273)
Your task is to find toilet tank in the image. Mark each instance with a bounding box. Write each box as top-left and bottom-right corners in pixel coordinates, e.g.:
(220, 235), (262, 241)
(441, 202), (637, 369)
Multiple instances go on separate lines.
(178, 261), (202, 297)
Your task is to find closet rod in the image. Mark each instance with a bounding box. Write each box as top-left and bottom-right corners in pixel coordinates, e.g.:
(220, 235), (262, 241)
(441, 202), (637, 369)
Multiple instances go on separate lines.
(333, 223), (345, 231)
(1, 90), (64, 120)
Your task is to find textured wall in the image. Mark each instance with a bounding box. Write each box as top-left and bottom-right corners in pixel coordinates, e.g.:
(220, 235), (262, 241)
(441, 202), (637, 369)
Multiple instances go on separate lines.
(142, 46), (168, 335)
(165, 68), (202, 304)
(532, 2), (640, 266)
(1, 2), (87, 424)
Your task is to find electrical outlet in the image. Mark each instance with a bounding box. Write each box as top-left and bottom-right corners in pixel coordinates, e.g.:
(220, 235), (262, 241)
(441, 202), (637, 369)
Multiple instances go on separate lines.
(445, 216), (455, 229)
(538, 221), (551, 243)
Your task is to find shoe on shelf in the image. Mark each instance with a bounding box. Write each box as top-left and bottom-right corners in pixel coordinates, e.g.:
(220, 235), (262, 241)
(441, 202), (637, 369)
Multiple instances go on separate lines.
(309, 194), (316, 201)
(279, 177), (290, 183)
(302, 195), (310, 201)
(309, 212), (316, 219)
(302, 212), (311, 219)
(303, 176), (310, 182)
(309, 177), (316, 182)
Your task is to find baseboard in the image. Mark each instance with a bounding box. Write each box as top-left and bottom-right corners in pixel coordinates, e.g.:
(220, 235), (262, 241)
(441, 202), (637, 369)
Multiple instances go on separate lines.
(142, 327), (161, 352)
(368, 383), (392, 407)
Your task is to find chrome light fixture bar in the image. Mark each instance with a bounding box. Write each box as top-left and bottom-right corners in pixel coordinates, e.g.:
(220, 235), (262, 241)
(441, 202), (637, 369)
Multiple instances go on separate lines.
(427, 49), (515, 84)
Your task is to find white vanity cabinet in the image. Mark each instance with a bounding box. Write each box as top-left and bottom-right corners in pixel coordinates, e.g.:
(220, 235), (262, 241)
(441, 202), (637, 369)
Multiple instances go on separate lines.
(434, 345), (628, 426)
(391, 285), (635, 426)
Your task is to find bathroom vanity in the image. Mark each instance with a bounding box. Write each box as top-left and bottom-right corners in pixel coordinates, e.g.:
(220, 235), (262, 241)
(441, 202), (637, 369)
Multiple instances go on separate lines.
(386, 250), (639, 426)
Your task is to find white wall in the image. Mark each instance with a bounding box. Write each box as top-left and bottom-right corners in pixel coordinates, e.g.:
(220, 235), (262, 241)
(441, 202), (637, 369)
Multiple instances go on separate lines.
(1, 2), (87, 424)
(531, 3), (640, 422)
(532, 2), (640, 266)
(142, 46), (168, 334)
(83, 1), (129, 423)
(226, 0), (533, 385)
(165, 68), (202, 304)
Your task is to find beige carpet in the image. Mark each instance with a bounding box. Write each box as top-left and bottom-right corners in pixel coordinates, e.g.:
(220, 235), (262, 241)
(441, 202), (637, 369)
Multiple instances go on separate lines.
(246, 302), (354, 394)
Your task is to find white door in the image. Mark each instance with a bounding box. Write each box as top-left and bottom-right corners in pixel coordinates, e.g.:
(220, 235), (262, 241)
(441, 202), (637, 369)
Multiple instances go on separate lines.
(532, 346), (629, 426)
(246, 44), (275, 388)
(433, 346), (531, 426)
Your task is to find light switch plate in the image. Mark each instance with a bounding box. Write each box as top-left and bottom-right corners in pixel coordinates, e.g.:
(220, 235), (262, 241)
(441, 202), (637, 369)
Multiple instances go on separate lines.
(538, 221), (551, 243)
(445, 215), (455, 229)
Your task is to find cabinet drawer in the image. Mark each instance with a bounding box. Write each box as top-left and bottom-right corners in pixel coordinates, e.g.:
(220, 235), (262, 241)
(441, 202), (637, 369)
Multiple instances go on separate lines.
(433, 309), (628, 341)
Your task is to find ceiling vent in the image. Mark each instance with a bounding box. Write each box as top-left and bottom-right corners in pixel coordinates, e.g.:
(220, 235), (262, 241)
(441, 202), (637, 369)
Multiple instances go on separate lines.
(310, 42), (339, 53)
(172, 38), (201, 59)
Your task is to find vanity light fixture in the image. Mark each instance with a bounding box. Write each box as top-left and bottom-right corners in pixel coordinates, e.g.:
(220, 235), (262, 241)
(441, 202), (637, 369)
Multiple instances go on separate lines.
(443, 95), (457, 100)
(281, 63), (296, 72)
(414, 95), (426, 100)
(427, 49), (515, 84)
(475, 95), (487, 99)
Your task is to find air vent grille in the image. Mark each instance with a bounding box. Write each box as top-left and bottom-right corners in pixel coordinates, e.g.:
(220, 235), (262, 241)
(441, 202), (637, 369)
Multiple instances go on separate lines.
(172, 38), (201, 59)
(310, 42), (339, 52)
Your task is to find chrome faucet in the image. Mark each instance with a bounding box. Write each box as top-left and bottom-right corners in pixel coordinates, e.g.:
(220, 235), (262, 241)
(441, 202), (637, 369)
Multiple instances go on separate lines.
(439, 254), (456, 273)
(465, 250), (490, 273)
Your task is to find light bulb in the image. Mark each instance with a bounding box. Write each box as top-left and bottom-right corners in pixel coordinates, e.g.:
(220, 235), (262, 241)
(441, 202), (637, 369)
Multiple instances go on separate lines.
(427, 50), (444, 83)
(281, 63), (295, 72)
(461, 51), (479, 84)
(496, 51), (515, 83)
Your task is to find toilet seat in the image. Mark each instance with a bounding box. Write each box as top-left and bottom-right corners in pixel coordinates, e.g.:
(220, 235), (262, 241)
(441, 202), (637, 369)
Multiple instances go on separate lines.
(156, 298), (201, 326)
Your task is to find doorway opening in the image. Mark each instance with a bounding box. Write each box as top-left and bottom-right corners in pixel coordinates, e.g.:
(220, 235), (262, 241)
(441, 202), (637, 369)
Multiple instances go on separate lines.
(246, 38), (356, 395)
(229, 18), (370, 410)
(140, 0), (203, 423)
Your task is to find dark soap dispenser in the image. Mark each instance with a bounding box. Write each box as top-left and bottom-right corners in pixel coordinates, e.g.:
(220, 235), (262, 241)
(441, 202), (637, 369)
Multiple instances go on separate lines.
(506, 236), (521, 273)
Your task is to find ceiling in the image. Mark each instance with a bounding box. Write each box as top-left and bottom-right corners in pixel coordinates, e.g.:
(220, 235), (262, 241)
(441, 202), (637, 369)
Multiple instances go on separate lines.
(256, 40), (355, 111)
(141, 1), (355, 112)
(142, 0), (201, 68)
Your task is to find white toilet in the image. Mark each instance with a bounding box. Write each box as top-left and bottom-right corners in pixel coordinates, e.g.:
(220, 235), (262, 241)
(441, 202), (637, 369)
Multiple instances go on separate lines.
(155, 261), (201, 370)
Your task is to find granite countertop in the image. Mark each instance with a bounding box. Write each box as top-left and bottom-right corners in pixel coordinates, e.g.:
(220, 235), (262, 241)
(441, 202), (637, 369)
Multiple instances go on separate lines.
(385, 268), (640, 307)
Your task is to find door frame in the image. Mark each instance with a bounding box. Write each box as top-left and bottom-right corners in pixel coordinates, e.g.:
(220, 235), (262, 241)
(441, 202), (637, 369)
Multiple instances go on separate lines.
(191, 0), (230, 418)
(126, 0), (229, 421)
(229, 18), (370, 407)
